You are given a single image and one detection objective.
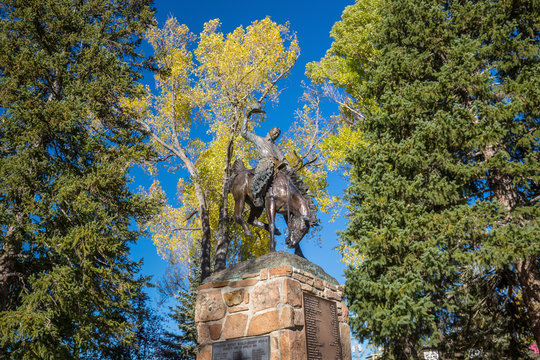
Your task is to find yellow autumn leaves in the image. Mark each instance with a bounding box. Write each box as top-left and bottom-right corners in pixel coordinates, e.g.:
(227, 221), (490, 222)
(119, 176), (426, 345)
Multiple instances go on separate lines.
(196, 18), (299, 111)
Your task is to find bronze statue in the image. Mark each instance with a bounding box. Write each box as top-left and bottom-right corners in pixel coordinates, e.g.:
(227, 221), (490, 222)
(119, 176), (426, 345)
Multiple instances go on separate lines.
(230, 103), (317, 256)
(228, 159), (311, 257)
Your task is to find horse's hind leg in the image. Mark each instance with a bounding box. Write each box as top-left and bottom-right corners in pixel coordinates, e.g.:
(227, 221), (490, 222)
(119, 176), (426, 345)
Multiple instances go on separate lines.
(265, 195), (277, 252)
(248, 207), (281, 236)
(233, 196), (252, 237)
(247, 206), (263, 226)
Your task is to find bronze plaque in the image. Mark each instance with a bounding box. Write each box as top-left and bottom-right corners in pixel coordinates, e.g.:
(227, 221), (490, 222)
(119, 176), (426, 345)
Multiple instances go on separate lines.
(303, 293), (342, 360)
(212, 335), (270, 360)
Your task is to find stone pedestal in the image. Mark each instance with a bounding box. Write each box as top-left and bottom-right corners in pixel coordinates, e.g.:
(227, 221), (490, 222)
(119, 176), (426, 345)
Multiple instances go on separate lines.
(195, 251), (351, 360)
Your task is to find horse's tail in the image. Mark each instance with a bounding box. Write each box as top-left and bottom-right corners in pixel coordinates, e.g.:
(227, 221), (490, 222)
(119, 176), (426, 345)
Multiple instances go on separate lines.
(225, 159), (247, 193)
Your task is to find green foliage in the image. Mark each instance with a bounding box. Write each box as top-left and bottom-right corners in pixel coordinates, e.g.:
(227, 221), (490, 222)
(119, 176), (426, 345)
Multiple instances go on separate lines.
(307, 0), (382, 110)
(0, 0), (160, 358)
(96, 284), (166, 360)
(318, 0), (539, 358)
(158, 256), (201, 360)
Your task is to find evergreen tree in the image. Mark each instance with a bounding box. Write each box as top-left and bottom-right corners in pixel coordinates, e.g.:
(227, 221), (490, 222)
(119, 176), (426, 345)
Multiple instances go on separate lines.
(0, 0), (158, 358)
(312, 0), (539, 358)
(158, 255), (200, 360)
(98, 283), (166, 360)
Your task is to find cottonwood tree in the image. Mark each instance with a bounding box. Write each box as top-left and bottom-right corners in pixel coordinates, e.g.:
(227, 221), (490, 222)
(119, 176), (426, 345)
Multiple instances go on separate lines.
(311, 0), (539, 358)
(126, 17), (300, 280)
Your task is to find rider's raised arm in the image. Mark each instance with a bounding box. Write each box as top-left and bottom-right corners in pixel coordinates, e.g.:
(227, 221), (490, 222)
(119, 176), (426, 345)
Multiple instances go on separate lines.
(241, 103), (264, 145)
(240, 110), (253, 141)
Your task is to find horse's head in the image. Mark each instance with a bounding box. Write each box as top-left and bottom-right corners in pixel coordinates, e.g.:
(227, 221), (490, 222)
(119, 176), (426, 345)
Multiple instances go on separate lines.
(286, 214), (310, 248)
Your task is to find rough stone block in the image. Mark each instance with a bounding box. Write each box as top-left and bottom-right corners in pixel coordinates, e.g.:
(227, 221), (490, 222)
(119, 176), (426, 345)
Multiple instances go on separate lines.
(324, 288), (339, 301)
(340, 322), (352, 360)
(251, 279), (280, 313)
(229, 305), (249, 313)
(224, 289), (244, 307)
(270, 333), (280, 360)
(298, 269), (315, 281)
(242, 272), (259, 279)
(213, 280), (229, 288)
(229, 278), (258, 288)
(292, 272), (313, 286)
(269, 265), (293, 278)
(325, 281), (338, 292)
(280, 329), (306, 360)
(197, 345), (211, 360)
(314, 277), (324, 290)
(279, 306), (295, 329)
(209, 323), (222, 340)
(247, 309), (280, 336)
(197, 323), (210, 344)
(301, 283), (315, 293)
(293, 308), (304, 327)
(341, 301), (349, 323)
(282, 278), (302, 308)
(260, 268), (268, 280)
(195, 290), (226, 322)
(197, 282), (214, 291)
(222, 313), (248, 339)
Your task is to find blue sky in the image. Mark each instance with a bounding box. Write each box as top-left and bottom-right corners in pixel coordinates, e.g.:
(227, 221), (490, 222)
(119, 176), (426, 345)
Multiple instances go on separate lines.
(129, 0), (356, 308)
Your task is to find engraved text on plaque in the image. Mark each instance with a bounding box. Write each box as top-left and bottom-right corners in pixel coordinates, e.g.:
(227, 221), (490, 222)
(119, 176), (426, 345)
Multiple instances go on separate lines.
(303, 293), (342, 360)
(212, 335), (270, 360)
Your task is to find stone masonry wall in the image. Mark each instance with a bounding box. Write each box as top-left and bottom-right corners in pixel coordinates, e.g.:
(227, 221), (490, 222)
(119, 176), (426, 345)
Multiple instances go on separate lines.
(195, 264), (351, 360)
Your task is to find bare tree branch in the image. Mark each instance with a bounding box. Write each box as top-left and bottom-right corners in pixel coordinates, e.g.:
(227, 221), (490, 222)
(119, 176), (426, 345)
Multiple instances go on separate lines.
(184, 210), (198, 222)
(172, 227), (202, 232)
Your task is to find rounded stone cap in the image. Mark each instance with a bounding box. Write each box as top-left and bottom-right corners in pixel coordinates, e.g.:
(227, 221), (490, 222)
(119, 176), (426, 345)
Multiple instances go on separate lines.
(203, 251), (339, 285)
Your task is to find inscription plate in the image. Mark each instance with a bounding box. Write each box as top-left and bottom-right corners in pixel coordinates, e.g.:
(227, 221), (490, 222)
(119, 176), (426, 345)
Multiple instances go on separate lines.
(212, 335), (270, 360)
(303, 293), (342, 360)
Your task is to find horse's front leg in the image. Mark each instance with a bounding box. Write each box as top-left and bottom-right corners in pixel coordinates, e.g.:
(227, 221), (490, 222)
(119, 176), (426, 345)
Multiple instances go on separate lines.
(246, 202), (281, 235)
(265, 195), (277, 252)
(294, 244), (305, 258)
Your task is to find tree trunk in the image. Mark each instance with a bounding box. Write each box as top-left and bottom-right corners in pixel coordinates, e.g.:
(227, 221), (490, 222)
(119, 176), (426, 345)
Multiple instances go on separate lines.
(214, 199), (230, 272)
(149, 130), (213, 281)
(0, 244), (19, 310)
(189, 176), (212, 281)
(214, 133), (236, 272)
(199, 206), (212, 281)
(516, 256), (540, 346)
(0, 208), (25, 310)
(484, 144), (540, 346)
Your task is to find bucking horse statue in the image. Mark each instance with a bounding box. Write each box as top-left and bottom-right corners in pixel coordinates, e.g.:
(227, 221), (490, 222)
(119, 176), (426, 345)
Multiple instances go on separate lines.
(228, 159), (317, 258)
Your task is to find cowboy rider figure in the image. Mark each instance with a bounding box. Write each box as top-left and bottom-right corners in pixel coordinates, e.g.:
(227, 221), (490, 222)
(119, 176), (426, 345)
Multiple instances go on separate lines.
(241, 102), (290, 208)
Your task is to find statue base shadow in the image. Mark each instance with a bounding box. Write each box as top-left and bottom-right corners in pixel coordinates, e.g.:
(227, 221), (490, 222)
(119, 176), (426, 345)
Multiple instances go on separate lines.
(195, 251), (352, 360)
